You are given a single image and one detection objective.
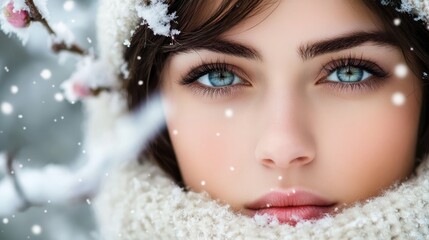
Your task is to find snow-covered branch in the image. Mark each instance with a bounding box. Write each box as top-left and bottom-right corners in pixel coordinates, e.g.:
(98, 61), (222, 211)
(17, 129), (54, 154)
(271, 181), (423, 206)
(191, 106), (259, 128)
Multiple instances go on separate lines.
(1, 0), (113, 99)
(0, 0), (86, 54)
(24, 0), (85, 54)
(0, 94), (165, 217)
(136, 0), (180, 37)
(0, 0), (181, 217)
(60, 57), (117, 103)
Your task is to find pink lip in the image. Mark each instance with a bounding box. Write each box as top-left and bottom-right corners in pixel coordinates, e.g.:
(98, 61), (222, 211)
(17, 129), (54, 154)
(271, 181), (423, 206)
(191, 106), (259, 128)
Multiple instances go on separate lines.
(244, 190), (336, 226)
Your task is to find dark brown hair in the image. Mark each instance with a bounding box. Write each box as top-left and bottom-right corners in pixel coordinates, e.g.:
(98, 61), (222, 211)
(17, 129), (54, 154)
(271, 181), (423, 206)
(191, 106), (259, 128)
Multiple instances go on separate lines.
(124, 0), (429, 186)
(362, 0), (429, 163)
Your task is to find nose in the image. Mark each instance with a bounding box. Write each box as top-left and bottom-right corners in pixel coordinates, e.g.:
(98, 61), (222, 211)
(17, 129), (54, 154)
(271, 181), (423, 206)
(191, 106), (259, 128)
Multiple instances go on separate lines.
(254, 95), (316, 169)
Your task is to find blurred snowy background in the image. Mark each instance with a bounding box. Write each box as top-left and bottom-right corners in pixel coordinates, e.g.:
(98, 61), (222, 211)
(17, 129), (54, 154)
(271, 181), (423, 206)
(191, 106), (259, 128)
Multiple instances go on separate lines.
(0, 0), (98, 239)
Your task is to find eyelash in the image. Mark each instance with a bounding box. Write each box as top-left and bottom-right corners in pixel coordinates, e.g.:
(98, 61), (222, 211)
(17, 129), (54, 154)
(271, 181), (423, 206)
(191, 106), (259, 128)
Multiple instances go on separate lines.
(180, 62), (250, 99)
(318, 55), (389, 93)
(179, 56), (389, 99)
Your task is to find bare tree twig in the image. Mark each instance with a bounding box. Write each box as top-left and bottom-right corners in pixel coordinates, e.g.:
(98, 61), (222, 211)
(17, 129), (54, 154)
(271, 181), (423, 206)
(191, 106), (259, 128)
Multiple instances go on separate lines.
(51, 42), (86, 55)
(22, 0), (111, 95)
(25, 0), (86, 55)
(90, 87), (112, 96)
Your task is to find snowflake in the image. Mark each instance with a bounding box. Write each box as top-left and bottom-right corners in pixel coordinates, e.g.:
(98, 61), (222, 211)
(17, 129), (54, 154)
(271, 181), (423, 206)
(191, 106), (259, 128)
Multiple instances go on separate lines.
(135, 0), (180, 37)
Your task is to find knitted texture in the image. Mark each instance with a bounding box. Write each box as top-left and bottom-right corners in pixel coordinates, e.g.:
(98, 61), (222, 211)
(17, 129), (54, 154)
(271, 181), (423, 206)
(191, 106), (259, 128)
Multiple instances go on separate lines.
(96, 0), (140, 75)
(93, 0), (429, 239)
(94, 156), (429, 240)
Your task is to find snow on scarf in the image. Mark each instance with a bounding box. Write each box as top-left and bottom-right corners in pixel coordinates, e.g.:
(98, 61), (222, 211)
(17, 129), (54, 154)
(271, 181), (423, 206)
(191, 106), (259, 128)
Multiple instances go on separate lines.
(94, 154), (429, 240)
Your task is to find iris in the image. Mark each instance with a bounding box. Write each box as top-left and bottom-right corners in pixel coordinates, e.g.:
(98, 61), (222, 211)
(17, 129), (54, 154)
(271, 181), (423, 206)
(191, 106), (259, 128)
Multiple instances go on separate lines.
(336, 66), (364, 82)
(207, 71), (235, 87)
(196, 70), (242, 88)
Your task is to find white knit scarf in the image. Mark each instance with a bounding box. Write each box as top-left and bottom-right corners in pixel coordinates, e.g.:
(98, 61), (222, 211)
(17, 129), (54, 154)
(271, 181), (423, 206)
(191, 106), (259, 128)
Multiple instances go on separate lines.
(93, 1), (429, 239)
(94, 155), (429, 240)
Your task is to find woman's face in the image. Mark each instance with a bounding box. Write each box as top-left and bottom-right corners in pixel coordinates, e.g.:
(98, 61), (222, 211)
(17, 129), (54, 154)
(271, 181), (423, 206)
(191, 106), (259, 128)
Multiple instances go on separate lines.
(160, 0), (422, 224)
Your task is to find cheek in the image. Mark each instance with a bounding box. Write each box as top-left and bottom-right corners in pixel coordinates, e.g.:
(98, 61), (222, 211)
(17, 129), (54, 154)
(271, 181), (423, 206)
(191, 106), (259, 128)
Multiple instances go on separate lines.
(160, 63), (422, 208)
(314, 86), (420, 203)
(161, 91), (237, 193)
(161, 91), (261, 209)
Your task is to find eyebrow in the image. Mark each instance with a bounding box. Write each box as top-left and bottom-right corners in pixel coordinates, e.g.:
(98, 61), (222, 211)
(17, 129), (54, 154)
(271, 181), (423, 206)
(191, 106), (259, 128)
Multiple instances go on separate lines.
(299, 31), (398, 60)
(172, 39), (262, 60)
(171, 31), (398, 61)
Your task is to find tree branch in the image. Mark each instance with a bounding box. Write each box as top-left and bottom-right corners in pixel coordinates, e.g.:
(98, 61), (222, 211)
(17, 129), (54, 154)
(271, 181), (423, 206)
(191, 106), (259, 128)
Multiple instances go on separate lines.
(0, 95), (165, 216)
(25, 0), (86, 56)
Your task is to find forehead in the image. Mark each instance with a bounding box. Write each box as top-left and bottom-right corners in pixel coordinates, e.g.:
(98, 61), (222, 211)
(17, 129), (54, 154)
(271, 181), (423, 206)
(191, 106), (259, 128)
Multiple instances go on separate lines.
(221, 0), (383, 48)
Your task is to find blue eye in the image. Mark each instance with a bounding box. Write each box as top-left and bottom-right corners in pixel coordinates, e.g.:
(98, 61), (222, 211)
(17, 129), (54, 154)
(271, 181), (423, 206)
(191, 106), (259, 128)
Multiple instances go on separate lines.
(327, 66), (372, 82)
(197, 71), (242, 87)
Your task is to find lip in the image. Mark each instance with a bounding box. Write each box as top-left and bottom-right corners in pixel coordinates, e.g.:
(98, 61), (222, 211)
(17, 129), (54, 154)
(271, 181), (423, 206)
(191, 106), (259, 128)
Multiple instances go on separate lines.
(244, 190), (336, 226)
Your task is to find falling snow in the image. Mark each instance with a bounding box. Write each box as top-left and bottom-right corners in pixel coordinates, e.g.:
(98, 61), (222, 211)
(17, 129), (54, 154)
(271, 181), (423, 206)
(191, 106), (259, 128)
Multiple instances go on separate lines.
(0, 1), (427, 239)
(40, 69), (52, 80)
(394, 64), (408, 78)
(63, 0), (75, 12)
(393, 18), (401, 26)
(225, 108), (234, 118)
(10, 85), (19, 94)
(392, 92), (406, 106)
(1, 102), (13, 115)
(0, 95), (165, 216)
(54, 92), (65, 102)
(31, 224), (42, 235)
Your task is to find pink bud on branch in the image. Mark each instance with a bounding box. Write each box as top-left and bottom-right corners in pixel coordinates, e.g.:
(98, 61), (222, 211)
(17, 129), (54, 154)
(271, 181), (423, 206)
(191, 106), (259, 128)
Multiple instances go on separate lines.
(1, 0), (87, 55)
(3, 1), (30, 28)
(70, 82), (111, 100)
(2, 0), (110, 97)
(72, 82), (92, 99)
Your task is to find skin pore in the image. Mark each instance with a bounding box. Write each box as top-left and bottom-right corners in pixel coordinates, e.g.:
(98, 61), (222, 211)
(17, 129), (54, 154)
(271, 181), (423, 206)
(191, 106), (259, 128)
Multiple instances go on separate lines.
(159, 0), (422, 223)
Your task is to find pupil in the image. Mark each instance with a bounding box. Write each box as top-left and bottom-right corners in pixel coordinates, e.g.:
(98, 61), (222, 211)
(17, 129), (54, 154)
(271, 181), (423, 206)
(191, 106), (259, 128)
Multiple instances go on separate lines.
(219, 72), (227, 80)
(346, 67), (353, 75)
